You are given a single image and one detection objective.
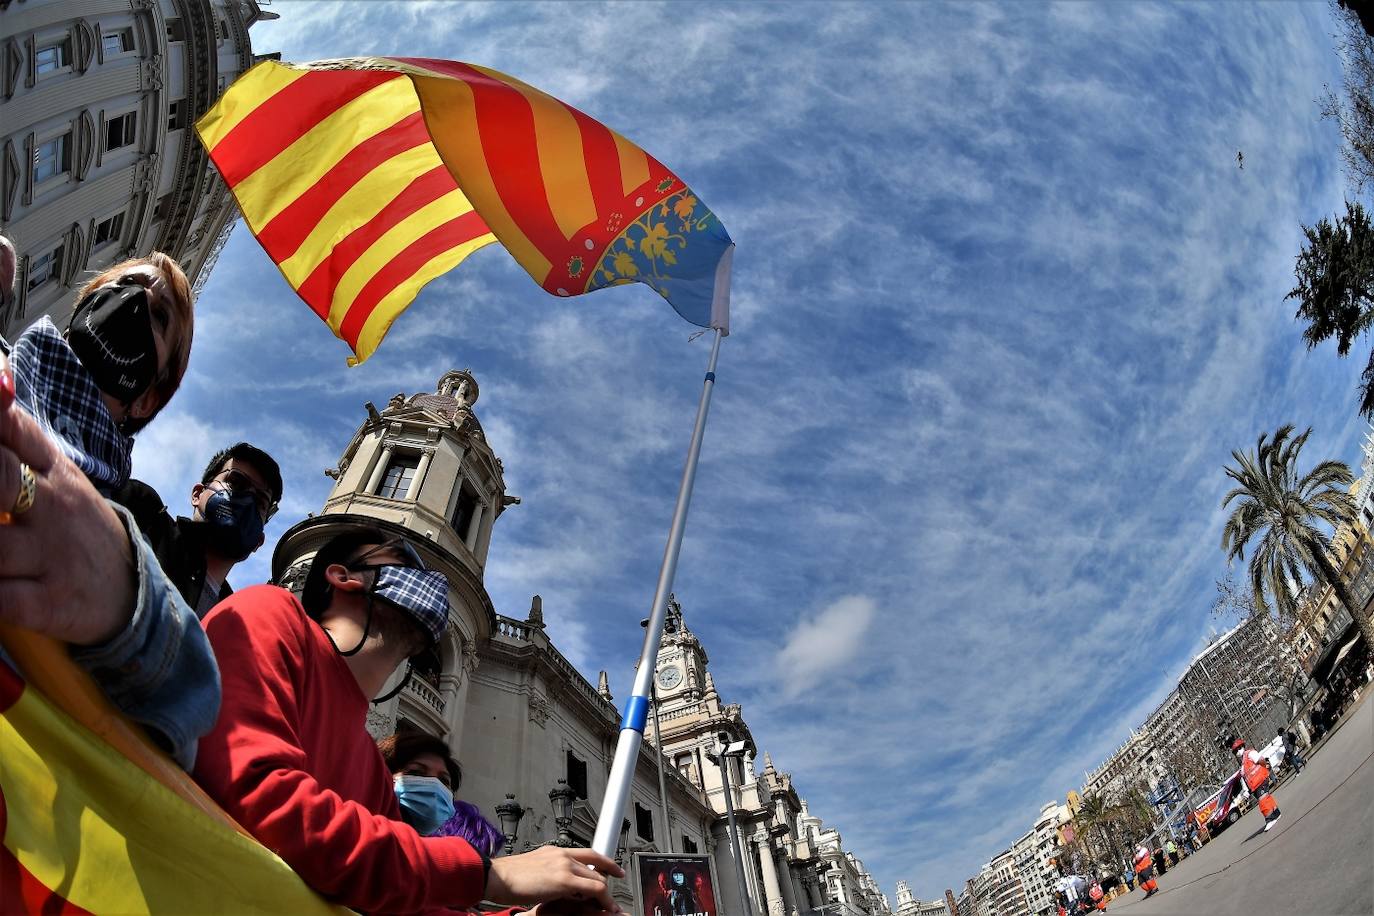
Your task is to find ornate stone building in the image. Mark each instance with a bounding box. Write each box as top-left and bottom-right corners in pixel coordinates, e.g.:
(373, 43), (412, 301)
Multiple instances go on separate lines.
(894, 879), (951, 916)
(0, 0), (276, 334)
(649, 599), (799, 915)
(272, 371), (716, 910)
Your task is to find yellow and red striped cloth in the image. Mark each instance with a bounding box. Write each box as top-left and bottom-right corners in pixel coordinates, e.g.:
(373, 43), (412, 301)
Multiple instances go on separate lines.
(198, 58), (733, 364)
(0, 628), (346, 914)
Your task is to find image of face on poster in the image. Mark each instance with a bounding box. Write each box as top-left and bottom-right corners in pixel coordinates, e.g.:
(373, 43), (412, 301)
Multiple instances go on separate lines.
(636, 853), (718, 916)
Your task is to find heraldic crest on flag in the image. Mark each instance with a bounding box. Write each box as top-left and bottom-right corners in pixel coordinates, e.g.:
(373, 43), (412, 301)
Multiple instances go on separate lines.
(197, 57), (734, 364)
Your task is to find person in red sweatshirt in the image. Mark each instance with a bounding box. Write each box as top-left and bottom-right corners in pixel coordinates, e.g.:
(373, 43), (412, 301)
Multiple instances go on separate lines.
(193, 525), (623, 914)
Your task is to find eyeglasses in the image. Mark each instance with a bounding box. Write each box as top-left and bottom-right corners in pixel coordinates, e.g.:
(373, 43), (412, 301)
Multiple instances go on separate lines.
(347, 536), (427, 571)
(212, 468), (278, 521)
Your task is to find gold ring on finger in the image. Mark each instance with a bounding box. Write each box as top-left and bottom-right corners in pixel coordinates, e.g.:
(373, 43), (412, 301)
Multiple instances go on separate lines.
(12, 463), (36, 515)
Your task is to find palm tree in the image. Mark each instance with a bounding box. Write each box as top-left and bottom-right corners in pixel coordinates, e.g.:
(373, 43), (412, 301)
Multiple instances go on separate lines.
(1220, 425), (1374, 650)
(1288, 201), (1374, 417)
(1075, 794), (1122, 866)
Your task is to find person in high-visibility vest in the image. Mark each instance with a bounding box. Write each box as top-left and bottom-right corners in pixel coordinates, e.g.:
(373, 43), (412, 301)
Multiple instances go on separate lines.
(1089, 880), (1108, 911)
(1133, 844), (1159, 899)
(1233, 738), (1282, 831)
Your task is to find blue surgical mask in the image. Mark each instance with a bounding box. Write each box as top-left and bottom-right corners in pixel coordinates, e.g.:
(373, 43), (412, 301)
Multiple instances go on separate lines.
(200, 485), (264, 561)
(394, 774), (455, 836)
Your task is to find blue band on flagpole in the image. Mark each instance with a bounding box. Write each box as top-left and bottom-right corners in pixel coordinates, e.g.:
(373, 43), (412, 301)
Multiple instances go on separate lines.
(705, 372), (716, 382)
(621, 695), (650, 732)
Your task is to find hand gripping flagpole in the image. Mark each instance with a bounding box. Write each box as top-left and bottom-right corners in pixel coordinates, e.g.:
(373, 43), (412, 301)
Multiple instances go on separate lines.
(592, 328), (724, 859)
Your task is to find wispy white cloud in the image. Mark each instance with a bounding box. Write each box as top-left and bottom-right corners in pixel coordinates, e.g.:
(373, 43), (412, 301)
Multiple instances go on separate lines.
(774, 596), (876, 700)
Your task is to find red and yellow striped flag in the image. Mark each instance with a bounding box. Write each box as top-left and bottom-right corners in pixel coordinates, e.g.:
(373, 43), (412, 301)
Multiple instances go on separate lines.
(198, 58), (733, 365)
(0, 629), (347, 914)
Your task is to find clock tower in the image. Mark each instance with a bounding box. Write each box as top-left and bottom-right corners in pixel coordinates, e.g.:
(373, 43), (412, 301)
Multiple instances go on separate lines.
(651, 595), (710, 709)
(644, 596), (777, 916)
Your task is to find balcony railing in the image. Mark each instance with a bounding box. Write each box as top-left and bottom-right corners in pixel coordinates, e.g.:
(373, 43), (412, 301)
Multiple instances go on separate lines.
(496, 617), (533, 641)
(405, 675), (446, 715)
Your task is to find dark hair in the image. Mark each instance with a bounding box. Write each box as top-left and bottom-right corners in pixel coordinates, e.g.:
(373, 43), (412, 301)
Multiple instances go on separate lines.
(378, 730), (462, 789)
(300, 527), (391, 618)
(203, 442), (283, 505)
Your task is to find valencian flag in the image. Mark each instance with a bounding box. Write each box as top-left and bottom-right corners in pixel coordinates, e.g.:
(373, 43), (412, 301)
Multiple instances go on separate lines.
(196, 58), (734, 364)
(0, 630), (346, 913)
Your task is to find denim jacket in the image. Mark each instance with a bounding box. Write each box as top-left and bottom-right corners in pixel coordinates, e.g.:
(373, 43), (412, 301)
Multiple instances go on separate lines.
(0, 334), (222, 769)
(67, 502), (222, 769)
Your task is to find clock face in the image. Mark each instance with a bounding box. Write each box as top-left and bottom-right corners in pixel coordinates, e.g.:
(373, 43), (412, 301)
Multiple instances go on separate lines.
(656, 665), (684, 690)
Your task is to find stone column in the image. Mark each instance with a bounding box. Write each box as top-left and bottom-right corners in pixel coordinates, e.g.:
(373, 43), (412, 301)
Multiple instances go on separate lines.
(365, 443), (394, 493)
(803, 875), (819, 910)
(411, 446), (436, 502)
(747, 840), (769, 916)
(755, 835), (786, 916)
(465, 501), (486, 551)
(775, 849), (798, 916)
(474, 495), (496, 562)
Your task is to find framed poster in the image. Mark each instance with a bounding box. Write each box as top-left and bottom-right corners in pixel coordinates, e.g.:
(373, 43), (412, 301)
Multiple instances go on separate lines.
(633, 852), (719, 916)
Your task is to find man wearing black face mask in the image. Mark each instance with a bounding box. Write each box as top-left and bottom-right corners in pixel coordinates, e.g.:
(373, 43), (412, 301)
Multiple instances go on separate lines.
(113, 442), (282, 618)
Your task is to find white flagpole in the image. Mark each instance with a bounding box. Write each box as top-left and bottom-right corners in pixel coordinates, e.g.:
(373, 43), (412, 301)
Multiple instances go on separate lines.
(593, 328), (724, 859)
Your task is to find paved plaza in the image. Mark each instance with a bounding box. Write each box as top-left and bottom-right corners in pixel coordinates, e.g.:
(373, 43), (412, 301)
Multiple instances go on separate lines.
(1112, 694), (1373, 915)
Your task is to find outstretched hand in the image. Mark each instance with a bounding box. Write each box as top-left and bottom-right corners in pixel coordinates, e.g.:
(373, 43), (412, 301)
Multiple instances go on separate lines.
(485, 846), (624, 914)
(0, 352), (136, 645)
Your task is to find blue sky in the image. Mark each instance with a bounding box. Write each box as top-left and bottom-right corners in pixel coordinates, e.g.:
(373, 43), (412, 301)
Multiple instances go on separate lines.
(131, 0), (1366, 901)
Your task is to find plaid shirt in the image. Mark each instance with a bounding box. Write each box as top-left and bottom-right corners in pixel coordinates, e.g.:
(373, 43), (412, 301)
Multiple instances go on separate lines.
(7, 317), (132, 494)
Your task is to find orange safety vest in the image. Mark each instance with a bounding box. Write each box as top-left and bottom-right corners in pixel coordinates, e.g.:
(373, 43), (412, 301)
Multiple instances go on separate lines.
(1241, 751), (1269, 793)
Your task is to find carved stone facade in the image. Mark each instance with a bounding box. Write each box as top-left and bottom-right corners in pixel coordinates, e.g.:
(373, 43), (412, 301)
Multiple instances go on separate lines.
(0, 0), (279, 334)
(650, 602), (884, 916)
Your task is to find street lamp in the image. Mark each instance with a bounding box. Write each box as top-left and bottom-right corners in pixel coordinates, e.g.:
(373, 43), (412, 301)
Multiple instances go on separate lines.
(642, 615), (676, 853)
(550, 779), (577, 847)
(495, 793), (524, 855)
(616, 817), (632, 866)
(706, 737), (755, 916)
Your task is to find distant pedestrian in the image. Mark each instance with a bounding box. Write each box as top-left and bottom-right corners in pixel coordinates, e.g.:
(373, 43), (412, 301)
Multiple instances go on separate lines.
(1152, 846), (1167, 876)
(1234, 738), (1282, 831)
(1280, 728), (1305, 773)
(1133, 845), (1159, 899)
(1088, 880), (1107, 912)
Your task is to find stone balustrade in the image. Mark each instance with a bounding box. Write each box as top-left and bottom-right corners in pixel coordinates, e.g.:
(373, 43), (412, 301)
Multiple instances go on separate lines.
(405, 675), (446, 715)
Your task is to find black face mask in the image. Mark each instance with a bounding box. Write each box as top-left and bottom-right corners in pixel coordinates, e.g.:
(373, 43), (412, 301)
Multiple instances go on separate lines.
(66, 284), (159, 403)
(200, 486), (265, 561)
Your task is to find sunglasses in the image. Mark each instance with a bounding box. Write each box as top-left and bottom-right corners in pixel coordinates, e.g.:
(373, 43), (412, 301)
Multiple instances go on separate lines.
(212, 468), (278, 521)
(347, 537), (427, 571)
